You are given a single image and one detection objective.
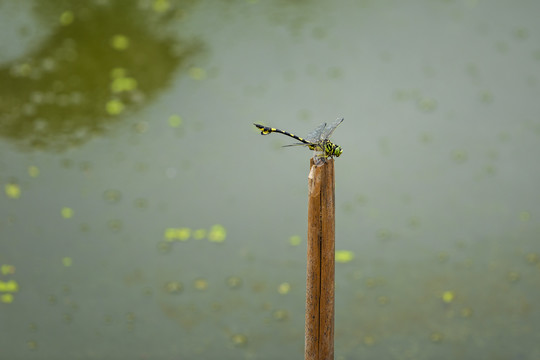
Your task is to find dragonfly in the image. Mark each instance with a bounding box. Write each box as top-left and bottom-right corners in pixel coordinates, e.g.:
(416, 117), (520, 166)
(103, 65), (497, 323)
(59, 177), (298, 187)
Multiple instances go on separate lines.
(254, 117), (344, 165)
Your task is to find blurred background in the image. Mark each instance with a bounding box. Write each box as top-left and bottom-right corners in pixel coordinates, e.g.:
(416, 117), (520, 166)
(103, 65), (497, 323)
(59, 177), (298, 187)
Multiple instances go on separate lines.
(1, 0), (539, 359)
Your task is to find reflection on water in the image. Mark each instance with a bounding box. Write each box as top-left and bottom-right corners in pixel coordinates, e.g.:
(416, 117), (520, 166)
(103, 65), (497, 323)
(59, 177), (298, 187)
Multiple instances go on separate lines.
(0, 1), (203, 151)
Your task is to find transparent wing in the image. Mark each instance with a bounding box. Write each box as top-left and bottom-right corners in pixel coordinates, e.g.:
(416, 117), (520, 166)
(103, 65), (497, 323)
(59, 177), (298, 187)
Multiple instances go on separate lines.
(320, 117), (344, 140)
(282, 142), (311, 148)
(304, 122), (327, 143)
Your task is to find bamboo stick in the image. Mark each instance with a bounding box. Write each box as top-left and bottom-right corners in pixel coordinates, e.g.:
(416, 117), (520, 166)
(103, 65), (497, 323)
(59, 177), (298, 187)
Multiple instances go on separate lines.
(305, 158), (335, 360)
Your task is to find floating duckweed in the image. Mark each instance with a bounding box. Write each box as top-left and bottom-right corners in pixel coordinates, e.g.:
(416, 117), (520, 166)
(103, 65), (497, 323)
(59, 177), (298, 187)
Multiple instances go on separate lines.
(1, 264), (15, 275)
(231, 334), (248, 347)
(442, 291), (454, 303)
(110, 67), (126, 79)
(111, 76), (138, 93)
(168, 115), (183, 128)
(363, 335), (375, 346)
(163, 227), (191, 241)
(79, 161), (93, 173)
(41, 58), (56, 72)
(61, 158), (74, 169)
(61, 207), (74, 218)
(208, 224), (226, 243)
(0, 280), (19, 292)
(164, 281), (183, 294)
(125, 312), (136, 323)
(106, 99), (125, 115)
(452, 150), (468, 163)
(194, 278), (208, 291)
(111, 34), (130, 50)
(226, 276), (243, 289)
(479, 90), (493, 103)
(28, 166), (40, 177)
(513, 27), (529, 39)
(507, 271), (520, 282)
(103, 189), (122, 203)
(48, 295), (57, 305)
(377, 296), (389, 305)
(525, 253), (539, 264)
(335, 250), (355, 263)
(356, 194), (367, 204)
(164, 228), (178, 241)
(289, 235), (302, 246)
(142, 287), (153, 296)
(430, 332), (444, 343)
(176, 228), (191, 241)
(27, 340), (38, 351)
(1, 293), (14, 303)
(107, 219), (123, 232)
(134, 198), (148, 209)
(62, 257), (73, 267)
(59, 11), (74, 25)
(193, 229), (207, 240)
(437, 252), (449, 263)
(419, 133), (432, 144)
(153, 0), (170, 13)
(272, 309), (289, 321)
(484, 165), (496, 176)
(327, 67), (343, 79)
(365, 278), (377, 289)
(277, 282), (291, 295)
(63, 313), (73, 324)
(460, 307), (473, 318)
(408, 217), (421, 229)
(156, 241), (172, 254)
(28, 323), (38, 332)
(189, 67), (207, 80)
(126, 321), (135, 332)
(376, 229), (392, 241)
(519, 211), (530, 222)
(5, 183), (21, 199)
(12, 62), (31, 77)
(417, 97), (437, 112)
(164, 225), (226, 242)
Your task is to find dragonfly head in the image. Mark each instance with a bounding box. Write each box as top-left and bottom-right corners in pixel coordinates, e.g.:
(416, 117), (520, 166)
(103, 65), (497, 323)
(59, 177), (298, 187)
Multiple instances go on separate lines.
(333, 144), (343, 157)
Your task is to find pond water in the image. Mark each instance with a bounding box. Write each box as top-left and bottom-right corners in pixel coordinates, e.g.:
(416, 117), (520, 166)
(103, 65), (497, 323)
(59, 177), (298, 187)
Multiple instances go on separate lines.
(1, 1), (539, 359)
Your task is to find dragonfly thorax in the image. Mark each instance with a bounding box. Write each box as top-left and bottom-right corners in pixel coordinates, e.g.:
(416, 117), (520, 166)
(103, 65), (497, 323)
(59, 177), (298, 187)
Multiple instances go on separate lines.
(323, 140), (343, 157)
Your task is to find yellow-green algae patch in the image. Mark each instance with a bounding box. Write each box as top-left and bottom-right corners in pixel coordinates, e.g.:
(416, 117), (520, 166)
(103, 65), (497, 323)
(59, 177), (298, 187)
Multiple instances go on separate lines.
(289, 235), (301, 246)
(61, 207), (74, 219)
(59, 11), (74, 26)
(442, 290), (454, 303)
(62, 257), (73, 267)
(0, 280), (19, 292)
(336, 250), (355, 263)
(277, 282), (291, 295)
(4, 183), (21, 199)
(208, 224), (226, 243)
(168, 115), (183, 128)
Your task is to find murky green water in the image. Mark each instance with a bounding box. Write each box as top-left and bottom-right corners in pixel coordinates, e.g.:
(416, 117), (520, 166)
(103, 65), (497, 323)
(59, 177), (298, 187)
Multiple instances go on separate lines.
(1, 0), (539, 359)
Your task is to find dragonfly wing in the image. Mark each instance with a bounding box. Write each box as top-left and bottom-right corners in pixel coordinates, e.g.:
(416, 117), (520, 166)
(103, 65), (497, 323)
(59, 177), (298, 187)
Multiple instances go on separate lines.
(305, 122), (327, 143)
(282, 142), (310, 147)
(321, 118), (344, 140)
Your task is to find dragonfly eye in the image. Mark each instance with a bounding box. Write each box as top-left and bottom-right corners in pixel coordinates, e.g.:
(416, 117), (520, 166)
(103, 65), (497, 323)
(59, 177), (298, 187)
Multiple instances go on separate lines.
(334, 146), (343, 157)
